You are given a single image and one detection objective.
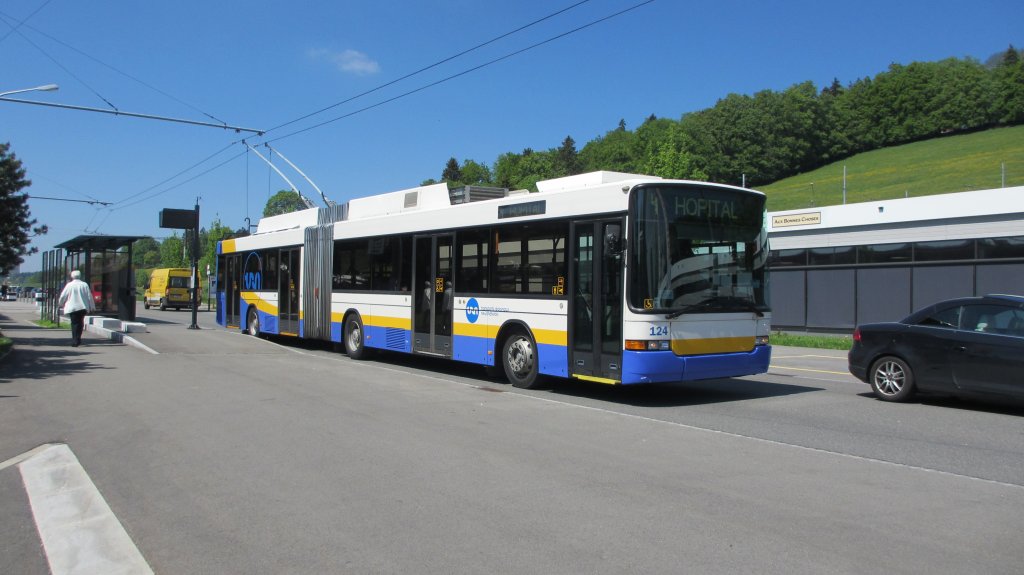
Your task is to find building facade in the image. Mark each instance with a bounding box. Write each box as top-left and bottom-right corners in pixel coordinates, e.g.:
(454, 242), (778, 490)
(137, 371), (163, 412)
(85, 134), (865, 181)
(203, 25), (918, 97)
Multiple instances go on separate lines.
(767, 186), (1024, 331)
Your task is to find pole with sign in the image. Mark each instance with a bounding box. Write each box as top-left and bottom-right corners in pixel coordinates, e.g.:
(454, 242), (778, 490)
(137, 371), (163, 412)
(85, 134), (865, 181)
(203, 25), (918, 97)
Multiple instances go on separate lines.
(159, 204), (200, 330)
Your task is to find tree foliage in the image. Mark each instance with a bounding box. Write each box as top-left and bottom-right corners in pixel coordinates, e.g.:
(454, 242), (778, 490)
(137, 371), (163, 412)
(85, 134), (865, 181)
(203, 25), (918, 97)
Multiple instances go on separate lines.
(263, 189), (309, 217)
(0, 143), (47, 275)
(159, 234), (187, 268)
(432, 51), (1024, 191)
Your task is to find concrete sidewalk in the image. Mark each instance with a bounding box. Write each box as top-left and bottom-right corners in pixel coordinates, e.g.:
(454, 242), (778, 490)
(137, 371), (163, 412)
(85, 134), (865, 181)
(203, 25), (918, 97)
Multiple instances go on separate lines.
(0, 301), (272, 357)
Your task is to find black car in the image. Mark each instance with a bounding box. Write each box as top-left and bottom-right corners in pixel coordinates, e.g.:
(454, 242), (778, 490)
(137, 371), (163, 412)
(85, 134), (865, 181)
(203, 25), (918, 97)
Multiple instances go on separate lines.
(849, 294), (1024, 402)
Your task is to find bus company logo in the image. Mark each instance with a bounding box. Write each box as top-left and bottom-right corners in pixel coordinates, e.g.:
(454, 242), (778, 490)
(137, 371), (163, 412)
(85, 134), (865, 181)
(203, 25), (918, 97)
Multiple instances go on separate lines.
(465, 298), (480, 324)
(243, 272), (262, 290)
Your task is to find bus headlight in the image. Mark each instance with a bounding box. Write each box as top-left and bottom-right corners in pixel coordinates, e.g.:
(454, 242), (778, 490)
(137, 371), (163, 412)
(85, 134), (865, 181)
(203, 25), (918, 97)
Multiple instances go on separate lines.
(625, 340), (671, 351)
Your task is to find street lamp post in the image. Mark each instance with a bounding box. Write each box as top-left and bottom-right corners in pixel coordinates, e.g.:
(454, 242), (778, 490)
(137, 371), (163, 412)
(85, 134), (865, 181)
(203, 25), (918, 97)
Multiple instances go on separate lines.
(0, 83), (59, 98)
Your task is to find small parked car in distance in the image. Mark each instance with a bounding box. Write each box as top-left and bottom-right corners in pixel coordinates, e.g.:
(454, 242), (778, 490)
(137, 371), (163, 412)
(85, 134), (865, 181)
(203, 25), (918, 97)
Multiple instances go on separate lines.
(849, 294), (1024, 402)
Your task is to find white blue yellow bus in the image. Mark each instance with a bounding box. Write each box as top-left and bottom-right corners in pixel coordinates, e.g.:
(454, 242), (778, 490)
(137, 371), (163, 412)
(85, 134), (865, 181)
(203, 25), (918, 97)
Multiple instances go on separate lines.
(216, 171), (772, 388)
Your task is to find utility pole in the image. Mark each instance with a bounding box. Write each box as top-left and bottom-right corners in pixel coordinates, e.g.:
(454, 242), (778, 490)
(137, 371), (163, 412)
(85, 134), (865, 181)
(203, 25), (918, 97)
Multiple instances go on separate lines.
(843, 165), (847, 204)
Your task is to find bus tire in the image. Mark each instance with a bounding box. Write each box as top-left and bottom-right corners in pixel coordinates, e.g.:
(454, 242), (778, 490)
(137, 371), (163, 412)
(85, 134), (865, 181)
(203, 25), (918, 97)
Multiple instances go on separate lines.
(502, 330), (542, 389)
(344, 314), (372, 360)
(246, 307), (261, 337)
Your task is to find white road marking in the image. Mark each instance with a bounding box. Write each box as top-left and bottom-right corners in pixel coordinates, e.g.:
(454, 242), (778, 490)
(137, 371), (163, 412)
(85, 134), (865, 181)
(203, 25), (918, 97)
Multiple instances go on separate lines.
(18, 444), (154, 575)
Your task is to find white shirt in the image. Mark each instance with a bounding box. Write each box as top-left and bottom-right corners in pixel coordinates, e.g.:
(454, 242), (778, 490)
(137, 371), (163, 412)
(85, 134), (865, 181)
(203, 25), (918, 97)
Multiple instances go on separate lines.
(58, 279), (95, 314)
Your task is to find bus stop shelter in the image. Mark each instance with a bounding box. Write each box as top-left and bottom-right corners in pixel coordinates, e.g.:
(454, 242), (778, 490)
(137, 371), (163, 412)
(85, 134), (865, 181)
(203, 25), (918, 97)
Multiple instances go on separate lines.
(51, 235), (146, 321)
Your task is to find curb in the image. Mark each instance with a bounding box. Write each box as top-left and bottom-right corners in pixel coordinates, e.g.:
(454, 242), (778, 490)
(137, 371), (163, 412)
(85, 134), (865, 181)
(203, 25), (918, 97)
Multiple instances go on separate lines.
(83, 323), (159, 355)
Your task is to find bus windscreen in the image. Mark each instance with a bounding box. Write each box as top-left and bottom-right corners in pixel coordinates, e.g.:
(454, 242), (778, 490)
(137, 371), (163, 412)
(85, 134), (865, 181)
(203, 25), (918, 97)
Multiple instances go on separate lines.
(629, 184), (769, 315)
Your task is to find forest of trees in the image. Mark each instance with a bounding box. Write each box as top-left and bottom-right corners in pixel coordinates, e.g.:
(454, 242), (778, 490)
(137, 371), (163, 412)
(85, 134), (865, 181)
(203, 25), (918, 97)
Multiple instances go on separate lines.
(433, 48), (1024, 191)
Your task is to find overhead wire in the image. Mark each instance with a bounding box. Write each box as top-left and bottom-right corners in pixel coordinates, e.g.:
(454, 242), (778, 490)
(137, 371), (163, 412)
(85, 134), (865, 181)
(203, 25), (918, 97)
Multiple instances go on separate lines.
(41, 0), (656, 231)
(0, 0), (52, 44)
(0, 11), (118, 111)
(268, 0), (657, 144)
(0, 8), (231, 126)
(264, 0), (594, 136)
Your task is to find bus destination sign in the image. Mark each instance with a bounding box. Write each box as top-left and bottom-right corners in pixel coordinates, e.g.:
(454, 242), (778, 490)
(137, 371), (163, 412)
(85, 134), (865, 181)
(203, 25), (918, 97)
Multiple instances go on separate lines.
(498, 200), (546, 220)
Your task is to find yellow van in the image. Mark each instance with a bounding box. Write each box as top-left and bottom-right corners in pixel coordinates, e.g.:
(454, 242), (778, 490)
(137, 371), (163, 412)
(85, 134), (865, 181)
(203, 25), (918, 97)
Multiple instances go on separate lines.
(143, 268), (200, 311)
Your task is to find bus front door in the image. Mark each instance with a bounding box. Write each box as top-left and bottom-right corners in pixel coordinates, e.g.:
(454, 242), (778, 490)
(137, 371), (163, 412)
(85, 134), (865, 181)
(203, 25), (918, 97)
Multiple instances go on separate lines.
(413, 234), (454, 357)
(570, 219), (624, 383)
(279, 247), (300, 335)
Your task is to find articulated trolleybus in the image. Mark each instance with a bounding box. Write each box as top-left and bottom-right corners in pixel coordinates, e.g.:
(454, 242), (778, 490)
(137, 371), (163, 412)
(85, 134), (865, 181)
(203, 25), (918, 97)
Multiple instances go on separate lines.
(216, 171), (771, 388)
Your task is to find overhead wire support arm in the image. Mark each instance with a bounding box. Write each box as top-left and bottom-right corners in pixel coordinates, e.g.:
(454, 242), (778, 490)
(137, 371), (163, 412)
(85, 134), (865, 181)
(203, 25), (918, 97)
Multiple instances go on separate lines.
(0, 96), (265, 134)
(263, 143), (332, 207)
(243, 142), (318, 209)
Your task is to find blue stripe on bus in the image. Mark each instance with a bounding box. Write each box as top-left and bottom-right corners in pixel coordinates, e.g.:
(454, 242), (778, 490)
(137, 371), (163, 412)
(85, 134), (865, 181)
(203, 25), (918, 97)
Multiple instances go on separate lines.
(331, 321), (342, 343)
(364, 324), (412, 353)
(537, 343), (568, 378)
(620, 346), (772, 384)
(258, 309), (279, 335)
(452, 335), (567, 376)
(453, 334), (492, 365)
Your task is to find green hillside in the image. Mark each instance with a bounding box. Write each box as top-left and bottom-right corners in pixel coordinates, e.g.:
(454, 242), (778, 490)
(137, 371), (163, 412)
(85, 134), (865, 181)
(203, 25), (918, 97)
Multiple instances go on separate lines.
(759, 125), (1024, 211)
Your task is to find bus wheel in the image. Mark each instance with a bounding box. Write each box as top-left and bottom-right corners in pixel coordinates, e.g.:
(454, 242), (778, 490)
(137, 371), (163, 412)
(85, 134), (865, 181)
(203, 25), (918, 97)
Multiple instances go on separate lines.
(502, 330), (542, 389)
(247, 308), (260, 337)
(344, 314), (372, 360)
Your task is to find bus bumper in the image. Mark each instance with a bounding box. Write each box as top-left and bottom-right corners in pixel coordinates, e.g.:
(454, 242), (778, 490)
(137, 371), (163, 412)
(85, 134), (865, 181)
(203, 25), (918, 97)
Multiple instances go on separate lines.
(620, 345), (772, 384)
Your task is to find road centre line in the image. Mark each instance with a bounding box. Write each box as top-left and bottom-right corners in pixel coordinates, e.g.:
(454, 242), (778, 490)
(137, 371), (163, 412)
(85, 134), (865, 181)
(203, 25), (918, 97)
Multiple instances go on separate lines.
(769, 364), (851, 376)
(772, 354), (846, 360)
(269, 339), (1023, 490)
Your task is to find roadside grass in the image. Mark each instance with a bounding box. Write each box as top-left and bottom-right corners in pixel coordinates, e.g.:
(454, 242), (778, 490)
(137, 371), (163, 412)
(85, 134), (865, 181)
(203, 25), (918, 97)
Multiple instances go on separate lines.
(772, 332), (853, 350)
(761, 125), (1024, 211)
(34, 319), (69, 329)
(0, 336), (11, 357)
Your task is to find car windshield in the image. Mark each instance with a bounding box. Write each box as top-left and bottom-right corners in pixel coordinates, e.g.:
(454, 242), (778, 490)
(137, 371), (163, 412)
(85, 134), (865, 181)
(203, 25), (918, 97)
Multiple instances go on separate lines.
(628, 184), (769, 314)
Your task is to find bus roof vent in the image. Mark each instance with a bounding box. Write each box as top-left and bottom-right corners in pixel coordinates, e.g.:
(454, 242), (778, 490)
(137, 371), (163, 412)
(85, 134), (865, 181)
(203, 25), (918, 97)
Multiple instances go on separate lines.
(536, 171), (657, 193)
(346, 182), (451, 220)
(449, 185), (509, 204)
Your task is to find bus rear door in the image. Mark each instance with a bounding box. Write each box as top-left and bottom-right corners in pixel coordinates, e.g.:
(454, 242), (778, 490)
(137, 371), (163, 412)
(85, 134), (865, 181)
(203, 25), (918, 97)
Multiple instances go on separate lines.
(413, 234), (454, 357)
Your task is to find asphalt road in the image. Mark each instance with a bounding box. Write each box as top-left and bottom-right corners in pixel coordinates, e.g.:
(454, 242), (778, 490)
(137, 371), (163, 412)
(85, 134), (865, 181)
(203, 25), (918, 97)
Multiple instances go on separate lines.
(2, 301), (1022, 574)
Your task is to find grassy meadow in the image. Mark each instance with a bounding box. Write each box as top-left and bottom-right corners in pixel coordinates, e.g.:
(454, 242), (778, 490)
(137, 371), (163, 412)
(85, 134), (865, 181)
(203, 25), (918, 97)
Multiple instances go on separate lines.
(760, 125), (1024, 211)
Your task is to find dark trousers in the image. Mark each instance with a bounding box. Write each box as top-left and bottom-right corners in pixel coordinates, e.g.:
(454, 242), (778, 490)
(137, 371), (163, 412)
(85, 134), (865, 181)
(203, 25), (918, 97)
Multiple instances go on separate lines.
(69, 310), (87, 346)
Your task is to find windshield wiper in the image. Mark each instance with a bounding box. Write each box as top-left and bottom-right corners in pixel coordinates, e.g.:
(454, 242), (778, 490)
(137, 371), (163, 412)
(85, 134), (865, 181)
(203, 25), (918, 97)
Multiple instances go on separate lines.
(665, 301), (712, 319)
(665, 296), (765, 319)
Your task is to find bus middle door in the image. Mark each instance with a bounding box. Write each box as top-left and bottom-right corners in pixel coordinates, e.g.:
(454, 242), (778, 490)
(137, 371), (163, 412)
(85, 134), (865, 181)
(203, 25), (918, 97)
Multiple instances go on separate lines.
(413, 234), (454, 357)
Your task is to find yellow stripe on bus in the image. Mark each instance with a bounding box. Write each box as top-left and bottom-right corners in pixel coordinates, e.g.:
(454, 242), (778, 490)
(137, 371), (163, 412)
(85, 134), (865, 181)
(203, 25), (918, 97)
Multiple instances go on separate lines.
(365, 315), (412, 330)
(453, 323), (566, 346)
(241, 292), (277, 315)
(221, 239), (237, 254)
(573, 374), (620, 385)
(671, 336), (754, 355)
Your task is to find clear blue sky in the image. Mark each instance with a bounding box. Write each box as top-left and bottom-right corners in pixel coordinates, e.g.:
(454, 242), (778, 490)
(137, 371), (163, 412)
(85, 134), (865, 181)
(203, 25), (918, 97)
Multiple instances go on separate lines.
(4, 0), (1021, 271)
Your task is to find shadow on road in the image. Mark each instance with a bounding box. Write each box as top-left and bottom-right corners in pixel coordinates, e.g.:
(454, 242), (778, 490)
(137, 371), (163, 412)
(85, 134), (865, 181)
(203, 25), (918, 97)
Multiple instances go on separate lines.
(0, 342), (115, 384)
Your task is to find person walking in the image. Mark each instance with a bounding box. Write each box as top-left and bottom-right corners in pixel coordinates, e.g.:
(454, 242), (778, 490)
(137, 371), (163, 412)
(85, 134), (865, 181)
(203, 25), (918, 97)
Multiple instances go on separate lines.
(58, 270), (95, 347)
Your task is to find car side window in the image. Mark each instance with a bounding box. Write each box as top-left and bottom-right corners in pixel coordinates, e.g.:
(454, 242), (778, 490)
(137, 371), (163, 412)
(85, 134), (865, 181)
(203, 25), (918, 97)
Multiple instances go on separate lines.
(917, 306), (960, 329)
(961, 304), (1024, 336)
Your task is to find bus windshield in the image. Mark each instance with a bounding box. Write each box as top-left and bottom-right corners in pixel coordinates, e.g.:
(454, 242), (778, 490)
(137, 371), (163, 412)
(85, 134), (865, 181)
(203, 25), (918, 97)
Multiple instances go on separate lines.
(629, 184), (769, 316)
